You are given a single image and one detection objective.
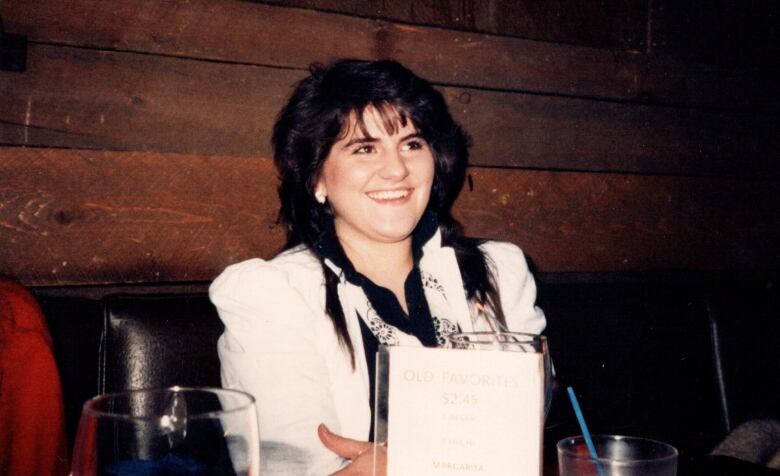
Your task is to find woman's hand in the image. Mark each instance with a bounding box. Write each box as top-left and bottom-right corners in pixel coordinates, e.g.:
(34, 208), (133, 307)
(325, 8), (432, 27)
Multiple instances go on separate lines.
(318, 424), (387, 476)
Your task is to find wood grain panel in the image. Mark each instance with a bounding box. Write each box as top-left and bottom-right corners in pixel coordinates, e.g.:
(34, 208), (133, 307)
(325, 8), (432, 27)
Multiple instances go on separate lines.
(455, 168), (780, 273)
(650, 0), (780, 67)
(3, 45), (778, 177)
(0, 45), (303, 156)
(2, 147), (777, 286)
(443, 88), (780, 177)
(0, 148), (283, 286)
(2, 0), (775, 111)
(256, 0), (648, 51)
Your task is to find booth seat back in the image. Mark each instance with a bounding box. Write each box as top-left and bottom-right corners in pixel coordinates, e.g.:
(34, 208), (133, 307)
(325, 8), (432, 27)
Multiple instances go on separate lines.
(540, 280), (725, 459)
(40, 292), (223, 449)
(99, 294), (223, 392)
(38, 276), (779, 466)
(537, 276), (780, 472)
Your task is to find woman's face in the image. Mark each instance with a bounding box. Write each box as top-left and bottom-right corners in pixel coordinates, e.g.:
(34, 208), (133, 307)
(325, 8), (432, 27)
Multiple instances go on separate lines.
(316, 106), (435, 249)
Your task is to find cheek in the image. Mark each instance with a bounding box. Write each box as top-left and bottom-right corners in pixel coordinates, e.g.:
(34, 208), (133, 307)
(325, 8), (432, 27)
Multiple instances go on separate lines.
(418, 160), (436, 206)
(322, 162), (371, 201)
(319, 159), (345, 195)
(420, 159), (436, 191)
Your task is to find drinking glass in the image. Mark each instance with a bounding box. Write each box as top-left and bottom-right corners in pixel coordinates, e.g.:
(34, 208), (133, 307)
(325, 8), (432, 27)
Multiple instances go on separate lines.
(557, 435), (678, 476)
(70, 386), (260, 476)
(447, 331), (553, 418)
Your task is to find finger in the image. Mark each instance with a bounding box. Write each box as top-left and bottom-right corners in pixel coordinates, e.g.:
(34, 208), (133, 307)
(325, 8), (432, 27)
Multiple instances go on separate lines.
(318, 424), (372, 460)
(329, 461), (361, 476)
(328, 445), (388, 476)
(329, 450), (376, 476)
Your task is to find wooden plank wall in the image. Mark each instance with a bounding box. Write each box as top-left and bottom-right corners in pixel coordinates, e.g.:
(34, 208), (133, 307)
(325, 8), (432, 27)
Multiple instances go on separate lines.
(1, 0), (778, 287)
(254, 0), (780, 66)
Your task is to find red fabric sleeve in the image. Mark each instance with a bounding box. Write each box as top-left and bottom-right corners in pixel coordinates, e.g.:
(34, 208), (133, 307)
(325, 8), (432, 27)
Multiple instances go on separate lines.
(0, 280), (70, 476)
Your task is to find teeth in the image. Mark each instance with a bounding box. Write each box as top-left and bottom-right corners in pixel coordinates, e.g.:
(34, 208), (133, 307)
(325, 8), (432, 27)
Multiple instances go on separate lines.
(368, 190), (410, 200)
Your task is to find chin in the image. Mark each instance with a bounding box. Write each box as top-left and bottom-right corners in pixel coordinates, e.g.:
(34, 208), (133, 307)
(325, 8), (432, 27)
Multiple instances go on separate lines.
(369, 224), (418, 243)
(372, 231), (415, 243)
(373, 214), (423, 237)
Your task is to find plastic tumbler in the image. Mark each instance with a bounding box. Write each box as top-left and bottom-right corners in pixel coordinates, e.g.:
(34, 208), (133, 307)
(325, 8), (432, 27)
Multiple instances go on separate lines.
(557, 435), (678, 475)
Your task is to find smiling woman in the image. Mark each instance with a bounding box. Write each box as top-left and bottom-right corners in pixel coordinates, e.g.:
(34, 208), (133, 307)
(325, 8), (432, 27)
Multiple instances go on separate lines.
(209, 59), (546, 475)
(316, 106), (435, 306)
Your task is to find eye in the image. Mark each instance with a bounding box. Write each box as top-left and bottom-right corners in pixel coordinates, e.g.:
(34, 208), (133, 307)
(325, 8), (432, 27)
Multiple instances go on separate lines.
(353, 144), (375, 154)
(402, 139), (426, 151)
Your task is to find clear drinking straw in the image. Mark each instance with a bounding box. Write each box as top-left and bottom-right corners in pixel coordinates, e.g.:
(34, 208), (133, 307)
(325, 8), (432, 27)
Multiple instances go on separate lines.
(566, 386), (606, 476)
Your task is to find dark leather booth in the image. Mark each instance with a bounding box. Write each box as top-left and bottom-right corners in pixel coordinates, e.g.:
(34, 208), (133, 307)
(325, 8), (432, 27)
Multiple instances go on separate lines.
(99, 294), (223, 392)
(36, 273), (780, 474)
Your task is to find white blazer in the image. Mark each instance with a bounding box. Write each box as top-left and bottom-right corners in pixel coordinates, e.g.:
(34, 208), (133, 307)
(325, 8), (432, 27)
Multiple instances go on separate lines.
(209, 231), (545, 475)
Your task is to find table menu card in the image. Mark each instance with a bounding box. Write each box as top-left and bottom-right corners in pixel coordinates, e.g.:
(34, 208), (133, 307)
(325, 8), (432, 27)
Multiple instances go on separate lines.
(374, 346), (543, 476)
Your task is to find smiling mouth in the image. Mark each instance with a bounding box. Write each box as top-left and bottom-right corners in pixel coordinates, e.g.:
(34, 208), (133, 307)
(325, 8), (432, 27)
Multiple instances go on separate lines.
(366, 189), (411, 201)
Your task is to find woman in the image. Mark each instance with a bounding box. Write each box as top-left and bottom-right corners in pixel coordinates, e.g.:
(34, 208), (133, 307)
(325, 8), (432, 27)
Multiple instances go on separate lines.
(210, 59), (545, 475)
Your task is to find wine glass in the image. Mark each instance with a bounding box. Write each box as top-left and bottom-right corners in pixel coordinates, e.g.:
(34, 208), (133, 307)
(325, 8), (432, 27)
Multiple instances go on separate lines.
(70, 386), (260, 476)
(447, 331), (554, 418)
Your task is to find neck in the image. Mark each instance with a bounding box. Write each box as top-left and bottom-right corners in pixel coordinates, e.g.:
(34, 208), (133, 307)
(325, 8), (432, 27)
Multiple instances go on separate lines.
(339, 236), (414, 286)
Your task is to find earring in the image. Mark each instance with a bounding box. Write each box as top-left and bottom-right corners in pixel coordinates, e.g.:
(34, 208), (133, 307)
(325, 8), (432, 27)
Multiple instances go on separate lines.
(315, 190), (326, 204)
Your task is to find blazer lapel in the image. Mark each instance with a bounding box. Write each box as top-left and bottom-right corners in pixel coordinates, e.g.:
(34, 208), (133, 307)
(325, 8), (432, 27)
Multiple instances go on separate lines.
(420, 232), (475, 334)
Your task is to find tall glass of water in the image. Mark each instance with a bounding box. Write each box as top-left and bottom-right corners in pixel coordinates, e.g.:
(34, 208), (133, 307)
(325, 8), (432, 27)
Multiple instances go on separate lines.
(71, 387), (260, 476)
(448, 332), (553, 418)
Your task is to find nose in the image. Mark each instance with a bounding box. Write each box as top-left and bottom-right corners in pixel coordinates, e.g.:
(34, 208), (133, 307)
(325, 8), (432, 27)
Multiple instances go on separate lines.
(378, 149), (409, 181)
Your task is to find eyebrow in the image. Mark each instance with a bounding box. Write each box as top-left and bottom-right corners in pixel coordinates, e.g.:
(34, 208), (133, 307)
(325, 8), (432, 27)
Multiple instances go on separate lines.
(342, 136), (378, 148)
(341, 132), (423, 149)
(400, 132), (424, 142)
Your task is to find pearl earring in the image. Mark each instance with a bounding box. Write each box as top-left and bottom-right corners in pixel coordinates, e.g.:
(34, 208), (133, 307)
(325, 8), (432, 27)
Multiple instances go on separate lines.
(315, 191), (326, 204)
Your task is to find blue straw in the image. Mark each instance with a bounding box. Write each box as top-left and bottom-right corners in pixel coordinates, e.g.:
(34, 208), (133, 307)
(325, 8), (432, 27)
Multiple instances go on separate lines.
(566, 386), (606, 476)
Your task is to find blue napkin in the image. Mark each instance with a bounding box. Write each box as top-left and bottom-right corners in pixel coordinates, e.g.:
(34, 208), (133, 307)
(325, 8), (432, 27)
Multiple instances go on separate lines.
(105, 453), (206, 475)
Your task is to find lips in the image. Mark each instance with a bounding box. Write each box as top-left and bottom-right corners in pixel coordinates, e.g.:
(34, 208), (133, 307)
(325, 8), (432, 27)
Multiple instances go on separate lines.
(366, 189), (411, 201)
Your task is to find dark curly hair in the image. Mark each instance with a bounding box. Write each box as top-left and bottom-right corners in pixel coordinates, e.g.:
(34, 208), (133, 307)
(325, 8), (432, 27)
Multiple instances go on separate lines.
(272, 59), (504, 365)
